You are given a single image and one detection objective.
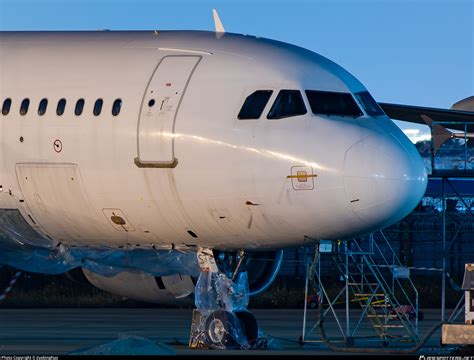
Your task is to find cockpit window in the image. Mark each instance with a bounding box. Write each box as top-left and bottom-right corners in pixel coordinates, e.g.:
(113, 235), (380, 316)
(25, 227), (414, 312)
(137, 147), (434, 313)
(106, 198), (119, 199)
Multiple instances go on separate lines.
(238, 90), (273, 119)
(354, 91), (385, 117)
(305, 90), (362, 117)
(267, 90), (307, 120)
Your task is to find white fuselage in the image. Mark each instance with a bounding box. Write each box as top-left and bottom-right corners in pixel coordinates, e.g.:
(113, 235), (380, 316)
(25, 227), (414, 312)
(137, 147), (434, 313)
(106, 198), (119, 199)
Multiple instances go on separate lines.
(0, 31), (427, 251)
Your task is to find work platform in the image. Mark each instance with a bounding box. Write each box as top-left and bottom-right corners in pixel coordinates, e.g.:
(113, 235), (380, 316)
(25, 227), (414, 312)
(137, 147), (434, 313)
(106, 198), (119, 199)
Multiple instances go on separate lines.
(301, 233), (421, 348)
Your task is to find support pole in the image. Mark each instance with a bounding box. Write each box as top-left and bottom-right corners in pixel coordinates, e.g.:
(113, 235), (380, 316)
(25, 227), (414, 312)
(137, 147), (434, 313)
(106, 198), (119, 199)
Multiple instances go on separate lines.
(345, 241), (350, 338)
(302, 249), (309, 342)
(442, 178), (446, 323)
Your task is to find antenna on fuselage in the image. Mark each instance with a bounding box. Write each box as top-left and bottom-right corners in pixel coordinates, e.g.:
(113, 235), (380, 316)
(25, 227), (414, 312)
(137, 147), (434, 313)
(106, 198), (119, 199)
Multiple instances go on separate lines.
(212, 9), (225, 38)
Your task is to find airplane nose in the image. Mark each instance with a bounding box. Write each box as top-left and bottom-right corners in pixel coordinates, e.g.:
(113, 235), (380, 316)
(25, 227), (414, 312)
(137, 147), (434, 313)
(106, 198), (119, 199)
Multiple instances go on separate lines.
(343, 132), (427, 232)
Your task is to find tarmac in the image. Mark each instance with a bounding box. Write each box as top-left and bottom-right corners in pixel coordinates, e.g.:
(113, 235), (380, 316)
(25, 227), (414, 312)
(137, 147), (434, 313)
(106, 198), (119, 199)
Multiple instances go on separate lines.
(0, 308), (465, 355)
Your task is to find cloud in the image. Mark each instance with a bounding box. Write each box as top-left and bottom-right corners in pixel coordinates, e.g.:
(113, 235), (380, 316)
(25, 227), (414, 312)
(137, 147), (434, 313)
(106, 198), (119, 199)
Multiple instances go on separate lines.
(402, 128), (431, 144)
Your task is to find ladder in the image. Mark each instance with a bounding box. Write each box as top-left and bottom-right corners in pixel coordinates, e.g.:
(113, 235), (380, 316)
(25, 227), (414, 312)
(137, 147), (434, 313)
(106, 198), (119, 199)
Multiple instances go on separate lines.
(301, 231), (420, 347)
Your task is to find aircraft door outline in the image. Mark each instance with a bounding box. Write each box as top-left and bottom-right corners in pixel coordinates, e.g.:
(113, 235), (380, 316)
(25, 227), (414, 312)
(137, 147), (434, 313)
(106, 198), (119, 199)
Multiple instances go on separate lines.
(135, 55), (201, 168)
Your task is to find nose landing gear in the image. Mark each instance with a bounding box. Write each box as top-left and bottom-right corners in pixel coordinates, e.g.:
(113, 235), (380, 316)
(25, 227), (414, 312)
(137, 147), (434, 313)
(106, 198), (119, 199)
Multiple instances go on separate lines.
(189, 248), (261, 350)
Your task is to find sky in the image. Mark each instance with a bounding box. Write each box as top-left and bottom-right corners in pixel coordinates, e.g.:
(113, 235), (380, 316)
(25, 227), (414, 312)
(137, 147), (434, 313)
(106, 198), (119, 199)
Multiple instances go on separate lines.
(0, 0), (472, 142)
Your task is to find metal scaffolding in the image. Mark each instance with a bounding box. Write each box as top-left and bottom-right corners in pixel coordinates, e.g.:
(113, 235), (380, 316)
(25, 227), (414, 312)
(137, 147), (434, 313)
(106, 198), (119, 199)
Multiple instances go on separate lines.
(301, 233), (421, 347)
(431, 120), (474, 323)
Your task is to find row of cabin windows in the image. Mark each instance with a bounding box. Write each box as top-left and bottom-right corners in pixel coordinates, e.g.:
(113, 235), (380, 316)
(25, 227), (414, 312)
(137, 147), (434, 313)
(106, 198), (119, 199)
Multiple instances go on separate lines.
(1, 98), (123, 117)
(238, 89), (384, 120)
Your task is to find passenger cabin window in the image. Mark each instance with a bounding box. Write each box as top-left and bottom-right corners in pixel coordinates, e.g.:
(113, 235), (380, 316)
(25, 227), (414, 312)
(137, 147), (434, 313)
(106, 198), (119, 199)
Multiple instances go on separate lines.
(238, 90), (273, 119)
(112, 99), (122, 116)
(57, 98), (66, 116)
(75, 99), (85, 116)
(93, 99), (103, 116)
(2, 98), (12, 115)
(354, 91), (385, 117)
(38, 98), (48, 116)
(20, 98), (30, 116)
(267, 90), (307, 120)
(305, 90), (362, 117)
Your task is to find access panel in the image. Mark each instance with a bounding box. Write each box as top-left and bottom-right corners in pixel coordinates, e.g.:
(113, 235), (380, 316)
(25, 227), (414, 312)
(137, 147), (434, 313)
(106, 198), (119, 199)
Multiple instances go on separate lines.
(15, 163), (109, 244)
